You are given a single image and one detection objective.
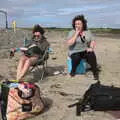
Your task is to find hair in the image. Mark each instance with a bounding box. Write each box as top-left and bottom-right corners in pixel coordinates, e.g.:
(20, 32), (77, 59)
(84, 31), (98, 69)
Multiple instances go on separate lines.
(32, 24), (45, 35)
(72, 15), (87, 30)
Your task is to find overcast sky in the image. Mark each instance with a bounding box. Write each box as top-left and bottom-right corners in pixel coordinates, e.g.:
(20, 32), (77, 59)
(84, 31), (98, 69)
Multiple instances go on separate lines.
(0, 0), (120, 28)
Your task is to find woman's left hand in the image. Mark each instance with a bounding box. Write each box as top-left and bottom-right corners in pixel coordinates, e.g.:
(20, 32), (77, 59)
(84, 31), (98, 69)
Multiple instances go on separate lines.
(86, 48), (93, 52)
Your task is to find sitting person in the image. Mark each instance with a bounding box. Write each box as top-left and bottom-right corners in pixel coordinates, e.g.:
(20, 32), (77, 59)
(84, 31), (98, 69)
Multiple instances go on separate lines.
(67, 15), (99, 80)
(14, 24), (49, 81)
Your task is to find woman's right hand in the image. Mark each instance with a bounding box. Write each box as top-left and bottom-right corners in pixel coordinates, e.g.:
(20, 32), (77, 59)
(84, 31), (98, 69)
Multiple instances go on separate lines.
(67, 28), (80, 46)
(75, 28), (80, 36)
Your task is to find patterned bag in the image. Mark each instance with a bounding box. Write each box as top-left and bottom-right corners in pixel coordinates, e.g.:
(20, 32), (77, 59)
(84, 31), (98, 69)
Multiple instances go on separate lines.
(0, 81), (44, 120)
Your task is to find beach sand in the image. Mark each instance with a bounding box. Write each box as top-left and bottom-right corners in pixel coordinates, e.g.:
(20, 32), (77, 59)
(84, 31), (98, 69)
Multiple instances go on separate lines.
(0, 28), (120, 120)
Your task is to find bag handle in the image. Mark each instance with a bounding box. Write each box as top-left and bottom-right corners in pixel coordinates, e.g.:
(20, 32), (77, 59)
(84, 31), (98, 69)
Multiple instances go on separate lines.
(18, 88), (35, 100)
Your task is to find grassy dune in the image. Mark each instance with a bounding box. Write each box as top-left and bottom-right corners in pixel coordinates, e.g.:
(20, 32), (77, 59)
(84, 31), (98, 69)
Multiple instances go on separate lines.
(18, 27), (120, 34)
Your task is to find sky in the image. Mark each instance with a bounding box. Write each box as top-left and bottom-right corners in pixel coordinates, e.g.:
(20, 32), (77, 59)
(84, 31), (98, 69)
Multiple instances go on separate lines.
(0, 0), (120, 28)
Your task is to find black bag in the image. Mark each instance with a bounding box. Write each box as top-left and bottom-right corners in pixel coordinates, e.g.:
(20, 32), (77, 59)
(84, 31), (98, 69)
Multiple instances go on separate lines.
(68, 81), (120, 116)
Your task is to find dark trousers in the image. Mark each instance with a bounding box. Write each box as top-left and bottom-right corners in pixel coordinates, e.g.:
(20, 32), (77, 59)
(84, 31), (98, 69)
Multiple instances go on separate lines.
(70, 51), (98, 78)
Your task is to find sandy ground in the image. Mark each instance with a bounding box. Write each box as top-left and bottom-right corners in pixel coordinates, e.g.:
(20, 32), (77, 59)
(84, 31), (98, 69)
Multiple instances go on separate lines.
(0, 28), (120, 120)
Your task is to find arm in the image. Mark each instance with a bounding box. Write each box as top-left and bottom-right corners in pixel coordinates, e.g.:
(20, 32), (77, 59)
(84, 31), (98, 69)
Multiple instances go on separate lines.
(86, 31), (96, 52)
(21, 39), (36, 51)
(67, 29), (80, 46)
(87, 40), (96, 52)
(16, 43), (35, 52)
(90, 40), (96, 50)
(18, 38), (33, 52)
(39, 37), (50, 53)
(9, 39), (33, 57)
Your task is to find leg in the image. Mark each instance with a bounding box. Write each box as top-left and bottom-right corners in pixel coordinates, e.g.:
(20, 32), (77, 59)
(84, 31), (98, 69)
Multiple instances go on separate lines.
(16, 55), (28, 80)
(85, 51), (99, 80)
(17, 56), (38, 81)
(17, 59), (31, 81)
(70, 52), (82, 76)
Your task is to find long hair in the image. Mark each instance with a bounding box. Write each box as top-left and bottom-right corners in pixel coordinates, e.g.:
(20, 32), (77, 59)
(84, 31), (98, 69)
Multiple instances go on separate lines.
(72, 15), (87, 30)
(32, 24), (45, 35)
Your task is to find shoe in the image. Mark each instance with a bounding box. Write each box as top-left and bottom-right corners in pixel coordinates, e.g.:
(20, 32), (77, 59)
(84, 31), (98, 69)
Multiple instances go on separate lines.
(93, 72), (99, 80)
(70, 72), (75, 77)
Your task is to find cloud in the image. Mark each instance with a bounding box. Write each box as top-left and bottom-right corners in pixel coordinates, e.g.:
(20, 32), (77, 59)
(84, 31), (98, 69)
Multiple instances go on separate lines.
(57, 5), (108, 15)
(0, 0), (120, 28)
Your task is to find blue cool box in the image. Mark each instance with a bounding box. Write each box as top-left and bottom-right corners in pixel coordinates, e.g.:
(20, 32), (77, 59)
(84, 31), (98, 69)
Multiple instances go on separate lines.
(67, 57), (86, 74)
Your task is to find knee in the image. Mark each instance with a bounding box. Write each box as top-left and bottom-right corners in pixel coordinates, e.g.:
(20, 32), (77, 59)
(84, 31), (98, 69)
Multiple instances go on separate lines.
(26, 59), (32, 66)
(87, 52), (96, 58)
(20, 55), (28, 61)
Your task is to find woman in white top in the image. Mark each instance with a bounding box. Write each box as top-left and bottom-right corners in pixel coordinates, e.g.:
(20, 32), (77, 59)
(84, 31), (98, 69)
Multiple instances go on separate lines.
(67, 15), (99, 80)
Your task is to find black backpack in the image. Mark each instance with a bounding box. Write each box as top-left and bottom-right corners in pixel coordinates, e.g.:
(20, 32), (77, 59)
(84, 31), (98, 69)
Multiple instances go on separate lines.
(68, 81), (120, 116)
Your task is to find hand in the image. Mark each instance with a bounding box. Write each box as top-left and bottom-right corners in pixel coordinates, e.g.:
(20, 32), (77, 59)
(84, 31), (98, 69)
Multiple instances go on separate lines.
(86, 48), (93, 52)
(75, 28), (80, 36)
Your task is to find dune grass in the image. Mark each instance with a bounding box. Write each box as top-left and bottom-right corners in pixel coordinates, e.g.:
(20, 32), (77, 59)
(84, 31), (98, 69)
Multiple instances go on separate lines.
(14, 27), (120, 34)
(90, 28), (120, 34)
(45, 27), (120, 34)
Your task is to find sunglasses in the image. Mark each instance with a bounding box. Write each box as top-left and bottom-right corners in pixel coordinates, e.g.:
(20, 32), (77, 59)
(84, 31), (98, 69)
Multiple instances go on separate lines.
(34, 35), (40, 37)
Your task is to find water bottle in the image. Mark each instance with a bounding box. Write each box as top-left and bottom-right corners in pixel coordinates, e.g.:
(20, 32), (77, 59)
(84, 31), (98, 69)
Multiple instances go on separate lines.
(9, 50), (14, 58)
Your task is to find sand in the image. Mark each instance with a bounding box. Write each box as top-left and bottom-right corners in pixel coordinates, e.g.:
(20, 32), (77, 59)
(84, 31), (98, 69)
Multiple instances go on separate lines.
(0, 28), (120, 120)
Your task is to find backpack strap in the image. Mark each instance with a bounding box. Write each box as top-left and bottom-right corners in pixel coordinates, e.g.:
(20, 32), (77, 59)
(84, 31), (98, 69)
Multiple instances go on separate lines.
(76, 87), (92, 116)
(1, 83), (10, 120)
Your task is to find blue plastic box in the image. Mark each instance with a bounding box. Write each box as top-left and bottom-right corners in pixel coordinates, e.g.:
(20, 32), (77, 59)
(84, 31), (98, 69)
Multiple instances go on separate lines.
(67, 57), (86, 74)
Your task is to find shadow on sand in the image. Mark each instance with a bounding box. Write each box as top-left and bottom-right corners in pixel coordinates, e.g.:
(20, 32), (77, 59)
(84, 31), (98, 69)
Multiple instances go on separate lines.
(28, 65), (65, 83)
